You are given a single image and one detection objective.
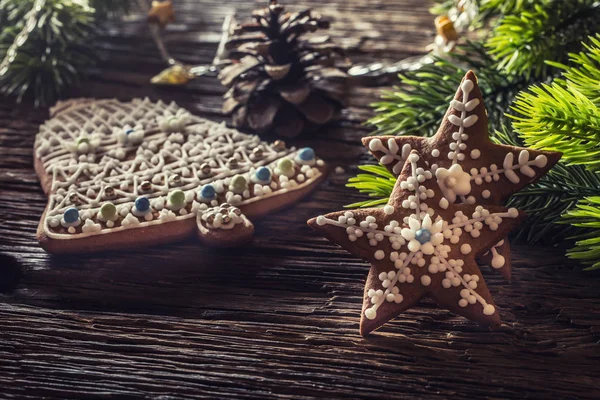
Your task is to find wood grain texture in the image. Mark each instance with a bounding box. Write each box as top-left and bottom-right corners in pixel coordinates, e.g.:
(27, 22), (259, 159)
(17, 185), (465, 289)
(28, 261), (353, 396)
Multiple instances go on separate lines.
(0, 0), (599, 398)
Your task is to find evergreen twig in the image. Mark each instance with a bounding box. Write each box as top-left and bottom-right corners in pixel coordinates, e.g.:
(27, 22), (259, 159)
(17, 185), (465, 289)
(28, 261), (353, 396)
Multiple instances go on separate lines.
(0, 0), (136, 106)
(486, 0), (600, 78)
(562, 197), (600, 271)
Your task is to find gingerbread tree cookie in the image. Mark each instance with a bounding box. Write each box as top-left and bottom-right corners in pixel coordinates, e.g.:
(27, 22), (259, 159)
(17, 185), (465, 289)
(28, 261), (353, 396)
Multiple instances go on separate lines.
(362, 71), (561, 279)
(34, 98), (326, 253)
(309, 150), (524, 335)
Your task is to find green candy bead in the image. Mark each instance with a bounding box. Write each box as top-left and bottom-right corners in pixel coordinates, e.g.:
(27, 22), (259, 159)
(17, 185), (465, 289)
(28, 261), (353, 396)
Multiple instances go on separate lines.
(169, 189), (185, 205)
(100, 202), (117, 219)
(230, 175), (247, 192)
(277, 158), (293, 174)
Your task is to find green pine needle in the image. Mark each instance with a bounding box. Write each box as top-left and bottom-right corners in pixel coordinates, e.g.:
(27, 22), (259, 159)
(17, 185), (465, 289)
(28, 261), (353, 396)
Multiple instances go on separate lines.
(346, 165), (396, 208)
(486, 0), (600, 78)
(547, 34), (600, 107)
(511, 82), (600, 172)
(368, 42), (526, 139)
(562, 197), (600, 270)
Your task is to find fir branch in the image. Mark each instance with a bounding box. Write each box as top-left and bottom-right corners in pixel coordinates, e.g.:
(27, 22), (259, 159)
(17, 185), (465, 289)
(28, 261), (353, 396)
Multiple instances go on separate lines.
(511, 81), (600, 171)
(486, 0), (600, 78)
(562, 197), (600, 270)
(346, 165), (396, 208)
(0, 0), (136, 106)
(368, 42), (516, 136)
(368, 42), (531, 139)
(548, 34), (600, 107)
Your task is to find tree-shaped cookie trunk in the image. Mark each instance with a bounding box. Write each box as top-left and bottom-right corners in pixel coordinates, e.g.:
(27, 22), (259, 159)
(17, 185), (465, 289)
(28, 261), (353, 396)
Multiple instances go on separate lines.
(218, 0), (348, 138)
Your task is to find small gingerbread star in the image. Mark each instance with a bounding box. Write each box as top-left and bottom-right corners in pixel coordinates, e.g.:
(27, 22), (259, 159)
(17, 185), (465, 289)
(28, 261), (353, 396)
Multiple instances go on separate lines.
(309, 150), (524, 335)
(362, 71), (561, 280)
(148, 0), (175, 27)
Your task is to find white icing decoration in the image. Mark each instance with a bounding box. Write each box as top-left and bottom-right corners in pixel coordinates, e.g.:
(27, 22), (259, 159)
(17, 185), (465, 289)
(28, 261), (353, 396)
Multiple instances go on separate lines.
(435, 164), (472, 204)
(157, 109), (190, 133)
(314, 155), (519, 320)
(81, 219), (102, 233)
(447, 79), (478, 163)
(199, 204), (245, 230)
(470, 149), (480, 159)
(121, 213), (140, 227)
(37, 98), (325, 240)
(471, 151), (549, 186)
(369, 138), (411, 175)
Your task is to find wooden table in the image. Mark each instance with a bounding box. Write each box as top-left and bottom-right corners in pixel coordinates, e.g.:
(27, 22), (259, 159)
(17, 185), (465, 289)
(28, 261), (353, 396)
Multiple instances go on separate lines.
(1, 1), (599, 398)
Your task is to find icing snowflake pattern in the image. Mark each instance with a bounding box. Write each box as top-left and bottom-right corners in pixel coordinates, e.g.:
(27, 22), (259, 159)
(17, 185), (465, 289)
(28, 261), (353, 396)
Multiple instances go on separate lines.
(315, 152), (519, 320)
(35, 98), (325, 240)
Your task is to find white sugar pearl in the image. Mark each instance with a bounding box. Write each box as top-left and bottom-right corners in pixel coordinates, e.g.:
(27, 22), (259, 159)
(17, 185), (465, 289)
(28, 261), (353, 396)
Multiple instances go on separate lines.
(365, 308), (376, 320)
(483, 304), (496, 315)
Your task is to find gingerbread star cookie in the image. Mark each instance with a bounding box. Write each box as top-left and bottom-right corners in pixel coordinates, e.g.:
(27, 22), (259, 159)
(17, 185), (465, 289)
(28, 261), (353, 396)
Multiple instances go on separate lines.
(362, 71), (561, 279)
(34, 98), (326, 253)
(309, 150), (525, 335)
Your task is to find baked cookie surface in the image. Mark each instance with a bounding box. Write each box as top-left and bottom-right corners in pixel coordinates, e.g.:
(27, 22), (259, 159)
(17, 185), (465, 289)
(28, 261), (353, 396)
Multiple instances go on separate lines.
(35, 98), (326, 253)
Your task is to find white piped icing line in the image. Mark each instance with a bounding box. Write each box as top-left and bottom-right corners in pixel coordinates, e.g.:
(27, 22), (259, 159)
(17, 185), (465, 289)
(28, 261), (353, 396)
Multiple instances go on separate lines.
(369, 138), (412, 175)
(447, 79), (478, 163)
(199, 204), (245, 230)
(36, 98), (325, 240)
(315, 153), (519, 320)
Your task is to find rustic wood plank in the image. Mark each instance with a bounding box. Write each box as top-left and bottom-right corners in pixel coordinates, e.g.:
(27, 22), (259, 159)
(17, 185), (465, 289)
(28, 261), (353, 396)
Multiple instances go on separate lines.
(0, 0), (599, 398)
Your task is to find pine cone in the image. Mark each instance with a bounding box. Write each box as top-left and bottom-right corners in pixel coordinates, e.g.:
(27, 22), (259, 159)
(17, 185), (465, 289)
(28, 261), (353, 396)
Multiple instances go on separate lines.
(218, 0), (348, 138)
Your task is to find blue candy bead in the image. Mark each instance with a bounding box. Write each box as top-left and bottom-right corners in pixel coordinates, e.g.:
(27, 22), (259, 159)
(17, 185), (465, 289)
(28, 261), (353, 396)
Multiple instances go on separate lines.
(63, 207), (79, 223)
(415, 228), (431, 244)
(135, 196), (150, 212)
(255, 167), (271, 182)
(298, 147), (315, 161)
(201, 184), (216, 199)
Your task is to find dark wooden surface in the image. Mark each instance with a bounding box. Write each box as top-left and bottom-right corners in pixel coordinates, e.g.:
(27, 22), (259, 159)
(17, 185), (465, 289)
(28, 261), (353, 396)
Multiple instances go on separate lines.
(1, 1), (599, 398)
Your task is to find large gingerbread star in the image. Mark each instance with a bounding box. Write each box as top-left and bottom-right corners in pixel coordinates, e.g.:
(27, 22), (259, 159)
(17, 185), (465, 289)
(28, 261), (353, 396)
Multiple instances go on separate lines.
(362, 71), (561, 279)
(309, 150), (524, 335)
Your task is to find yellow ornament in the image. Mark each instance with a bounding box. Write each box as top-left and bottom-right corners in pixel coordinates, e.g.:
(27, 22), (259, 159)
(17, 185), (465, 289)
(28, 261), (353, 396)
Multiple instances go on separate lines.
(148, 0), (175, 27)
(151, 64), (193, 85)
(434, 16), (458, 43)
